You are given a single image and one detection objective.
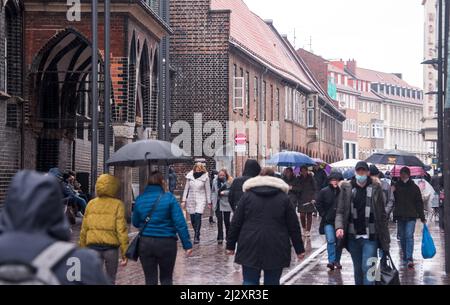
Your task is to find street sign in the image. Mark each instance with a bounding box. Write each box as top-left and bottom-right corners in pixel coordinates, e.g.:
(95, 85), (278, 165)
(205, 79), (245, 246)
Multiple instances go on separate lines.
(235, 133), (247, 145)
(235, 144), (246, 153)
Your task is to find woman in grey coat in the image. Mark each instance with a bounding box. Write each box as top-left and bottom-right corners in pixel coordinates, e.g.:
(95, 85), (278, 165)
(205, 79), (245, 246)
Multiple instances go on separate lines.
(211, 169), (233, 244)
(297, 166), (317, 237)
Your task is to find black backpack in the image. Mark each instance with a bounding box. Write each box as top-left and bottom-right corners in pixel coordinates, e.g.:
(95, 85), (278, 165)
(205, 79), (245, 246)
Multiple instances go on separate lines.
(0, 242), (75, 285)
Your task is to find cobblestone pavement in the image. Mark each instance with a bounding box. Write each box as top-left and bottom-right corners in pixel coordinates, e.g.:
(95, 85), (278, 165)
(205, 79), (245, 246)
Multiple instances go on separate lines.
(71, 215), (450, 285)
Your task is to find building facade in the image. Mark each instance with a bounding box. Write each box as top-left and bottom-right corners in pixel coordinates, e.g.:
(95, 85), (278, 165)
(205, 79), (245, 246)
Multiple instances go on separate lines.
(0, 0), (171, 215)
(170, 0), (345, 178)
(355, 68), (428, 161)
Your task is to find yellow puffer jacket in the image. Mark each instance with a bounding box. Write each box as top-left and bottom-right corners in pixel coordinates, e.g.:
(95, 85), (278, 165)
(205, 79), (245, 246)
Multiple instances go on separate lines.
(79, 174), (129, 257)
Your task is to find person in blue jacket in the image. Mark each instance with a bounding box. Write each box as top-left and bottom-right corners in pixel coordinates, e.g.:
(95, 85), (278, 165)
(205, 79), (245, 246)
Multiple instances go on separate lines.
(133, 171), (193, 285)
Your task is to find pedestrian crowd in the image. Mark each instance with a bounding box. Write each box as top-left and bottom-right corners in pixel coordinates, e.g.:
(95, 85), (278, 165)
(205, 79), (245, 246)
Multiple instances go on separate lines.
(0, 159), (434, 285)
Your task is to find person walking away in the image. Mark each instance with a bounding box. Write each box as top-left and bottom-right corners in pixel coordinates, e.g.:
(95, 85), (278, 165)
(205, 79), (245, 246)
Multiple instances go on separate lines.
(226, 168), (305, 285)
(316, 171), (344, 271)
(64, 172), (87, 218)
(79, 174), (129, 284)
(335, 161), (390, 285)
(282, 167), (301, 210)
(370, 165), (393, 207)
(181, 163), (211, 244)
(387, 167), (426, 269)
(209, 170), (219, 224)
(297, 166), (317, 237)
(0, 171), (110, 285)
(133, 171), (193, 285)
(211, 169), (233, 245)
(228, 159), (261, 211)
(313, 164), (328, 190)
(168, 166), (177, 194)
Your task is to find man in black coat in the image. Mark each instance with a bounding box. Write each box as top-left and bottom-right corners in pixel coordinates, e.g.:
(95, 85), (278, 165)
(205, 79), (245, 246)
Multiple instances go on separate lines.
(316, 171), (344, 271)
(0, 171), (110, 285)
(388, 167), (426, 269)
(228, 159), (261, 211)
(226, 168), (305, 285)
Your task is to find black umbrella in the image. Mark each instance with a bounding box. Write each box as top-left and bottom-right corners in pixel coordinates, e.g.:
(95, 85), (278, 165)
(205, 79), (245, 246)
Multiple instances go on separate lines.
(106, 139), (192, 167)
(365, 149), (426, 168)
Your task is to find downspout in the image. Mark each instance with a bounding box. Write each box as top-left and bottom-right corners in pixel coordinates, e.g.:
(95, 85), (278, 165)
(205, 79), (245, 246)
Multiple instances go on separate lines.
(292, 85), (299, 151)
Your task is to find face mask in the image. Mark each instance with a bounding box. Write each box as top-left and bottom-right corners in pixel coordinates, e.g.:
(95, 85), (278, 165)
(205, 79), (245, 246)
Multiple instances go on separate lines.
(355, 175), (367, 184)
(218, 177), (226, 183)
(193, 172), (203, 179)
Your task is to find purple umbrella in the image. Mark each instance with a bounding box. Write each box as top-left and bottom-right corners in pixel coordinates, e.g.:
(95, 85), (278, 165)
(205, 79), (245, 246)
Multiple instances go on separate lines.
(312, 158), (332, 175)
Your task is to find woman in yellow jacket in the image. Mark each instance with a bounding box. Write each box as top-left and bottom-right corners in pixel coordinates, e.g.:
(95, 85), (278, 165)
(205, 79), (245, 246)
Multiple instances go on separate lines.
(79, 174), (129, 284)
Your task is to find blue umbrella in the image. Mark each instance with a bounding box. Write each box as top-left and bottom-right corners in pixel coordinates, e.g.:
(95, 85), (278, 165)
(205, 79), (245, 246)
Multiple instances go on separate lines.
(267, 151), (316, 167)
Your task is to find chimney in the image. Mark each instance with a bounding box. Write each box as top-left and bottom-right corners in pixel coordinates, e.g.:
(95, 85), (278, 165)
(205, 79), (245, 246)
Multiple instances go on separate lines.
(393, 73), (403, 79)
(347, 59), (357, 75)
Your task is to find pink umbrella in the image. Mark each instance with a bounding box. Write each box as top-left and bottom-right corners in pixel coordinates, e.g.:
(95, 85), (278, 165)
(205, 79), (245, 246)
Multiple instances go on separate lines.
(391, 166), (425, 177)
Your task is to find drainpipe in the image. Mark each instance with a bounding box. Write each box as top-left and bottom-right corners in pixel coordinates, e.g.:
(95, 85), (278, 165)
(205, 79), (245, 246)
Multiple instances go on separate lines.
(292, 85), (299, 152)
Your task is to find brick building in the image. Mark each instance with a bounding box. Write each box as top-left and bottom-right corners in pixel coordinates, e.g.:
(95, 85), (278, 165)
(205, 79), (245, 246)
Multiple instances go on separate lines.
(0, 0), (172, 216)
(170, 0), (345, 177)
(298, 49), (359, 160)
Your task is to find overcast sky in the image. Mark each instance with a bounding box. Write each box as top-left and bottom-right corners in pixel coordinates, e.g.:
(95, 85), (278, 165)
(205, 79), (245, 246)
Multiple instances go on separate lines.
(243, 0), (424, 88)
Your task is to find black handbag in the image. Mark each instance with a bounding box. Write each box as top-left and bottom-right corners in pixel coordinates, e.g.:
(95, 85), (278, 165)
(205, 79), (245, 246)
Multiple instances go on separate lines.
(376, 252), (400, 285)
(125, 194), (163, 261)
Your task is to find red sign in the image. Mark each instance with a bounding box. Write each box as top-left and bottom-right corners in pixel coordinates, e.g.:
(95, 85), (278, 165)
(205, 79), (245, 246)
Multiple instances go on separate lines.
(235, 133), (247, 145)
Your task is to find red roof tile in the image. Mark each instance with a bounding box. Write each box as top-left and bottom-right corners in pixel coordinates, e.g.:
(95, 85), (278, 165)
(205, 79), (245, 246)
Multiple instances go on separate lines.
(210, 0), (314, 90)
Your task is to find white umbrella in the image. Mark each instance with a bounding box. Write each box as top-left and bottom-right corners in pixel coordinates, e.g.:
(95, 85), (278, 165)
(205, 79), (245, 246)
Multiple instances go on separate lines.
(330, 159), (362, 169)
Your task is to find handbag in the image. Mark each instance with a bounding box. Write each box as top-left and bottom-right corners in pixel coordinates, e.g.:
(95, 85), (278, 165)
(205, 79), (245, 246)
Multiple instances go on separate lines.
(125, 194), (163, 261)
(376, 252), (400, 285)
(422, 224), (436, 259)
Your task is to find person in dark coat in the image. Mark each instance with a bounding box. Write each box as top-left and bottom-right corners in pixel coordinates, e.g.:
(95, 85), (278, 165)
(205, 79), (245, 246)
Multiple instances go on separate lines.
(168, 166), (177, 193)
(0, 171), (110, 285)
(313, 164), (328, 190)
(297, 166), (317, 237)
(335, 161), (390, 285)
(316, 171), (344, 271)
(228, 159), (261, 211)
(387, 167), (426, 269)
(226, 168), (305, 285)
(282, 167), (301, 209)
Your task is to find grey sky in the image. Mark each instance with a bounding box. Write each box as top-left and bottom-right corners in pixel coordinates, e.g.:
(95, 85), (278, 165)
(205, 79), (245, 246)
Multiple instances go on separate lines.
(243, 0), (424, 88)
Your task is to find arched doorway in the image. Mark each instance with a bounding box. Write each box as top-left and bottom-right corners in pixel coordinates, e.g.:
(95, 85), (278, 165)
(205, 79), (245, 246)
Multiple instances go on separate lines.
(29, 28), (104, 172)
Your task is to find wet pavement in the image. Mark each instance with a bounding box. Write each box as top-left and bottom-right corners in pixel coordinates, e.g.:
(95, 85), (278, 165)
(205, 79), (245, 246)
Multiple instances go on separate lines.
(71, 214), (450, 285)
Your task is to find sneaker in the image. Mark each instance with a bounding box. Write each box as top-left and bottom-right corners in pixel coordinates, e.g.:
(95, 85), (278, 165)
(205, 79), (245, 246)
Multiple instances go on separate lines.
(327, 263), (335, 271)
(407, 261), (415, 269)
(334, 262), (342, 270)
(209, 216), (215, 224)
(194, 237), (200, 244)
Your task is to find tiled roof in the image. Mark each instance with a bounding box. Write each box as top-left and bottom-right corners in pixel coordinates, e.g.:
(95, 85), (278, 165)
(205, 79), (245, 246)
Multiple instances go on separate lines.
(210, 0), (314, 90)
(355, 67), (420, 90)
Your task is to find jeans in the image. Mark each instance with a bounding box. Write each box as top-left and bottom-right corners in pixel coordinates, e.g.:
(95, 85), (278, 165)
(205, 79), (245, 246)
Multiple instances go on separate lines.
(216, 210), (231, 241)
(324, 224), (342, 264)
(397, 219), (416, 262)
(347, 238), (379, 285)
(190, 213), (202, 239)
(71, 195), (87, 214)
(242, 266), (283, 285)
(138, 236), (178, 285)
(93, 248), (119, 284)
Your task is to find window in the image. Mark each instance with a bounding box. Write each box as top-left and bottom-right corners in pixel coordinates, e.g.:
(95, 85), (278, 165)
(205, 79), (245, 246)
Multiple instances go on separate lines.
(285, 87), (289, 120)
(253, 76), (259, 104)
(372, 123), (384, 139)
(276, 88), (280, 122)
(307, 98), (315, 127)
(245, 72), (250, 116)
(337, 74), (342, 85)
(233, 76), (244, 110)
(270, 84), (274, 122)
(262, 81), (266, 120)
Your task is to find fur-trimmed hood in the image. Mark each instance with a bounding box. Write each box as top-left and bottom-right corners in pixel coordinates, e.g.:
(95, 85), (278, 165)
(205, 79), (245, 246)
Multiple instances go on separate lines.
(243, 175), (290, 194)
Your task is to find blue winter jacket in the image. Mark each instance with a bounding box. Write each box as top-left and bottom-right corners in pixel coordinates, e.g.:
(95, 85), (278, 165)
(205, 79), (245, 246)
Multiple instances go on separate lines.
(132, 185), (192, 250)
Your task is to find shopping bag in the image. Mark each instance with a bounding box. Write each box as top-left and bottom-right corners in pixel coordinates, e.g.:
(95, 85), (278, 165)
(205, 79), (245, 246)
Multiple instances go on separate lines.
(376, 252), (400, 285)
(421, 224), (436, 259)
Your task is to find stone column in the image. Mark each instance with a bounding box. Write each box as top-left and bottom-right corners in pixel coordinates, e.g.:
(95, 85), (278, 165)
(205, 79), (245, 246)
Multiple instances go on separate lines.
(113, 123), (135, 223)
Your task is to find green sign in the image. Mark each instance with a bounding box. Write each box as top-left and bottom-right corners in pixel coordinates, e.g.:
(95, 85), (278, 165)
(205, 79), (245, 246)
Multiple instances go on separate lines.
(328, 80), (337, 100)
